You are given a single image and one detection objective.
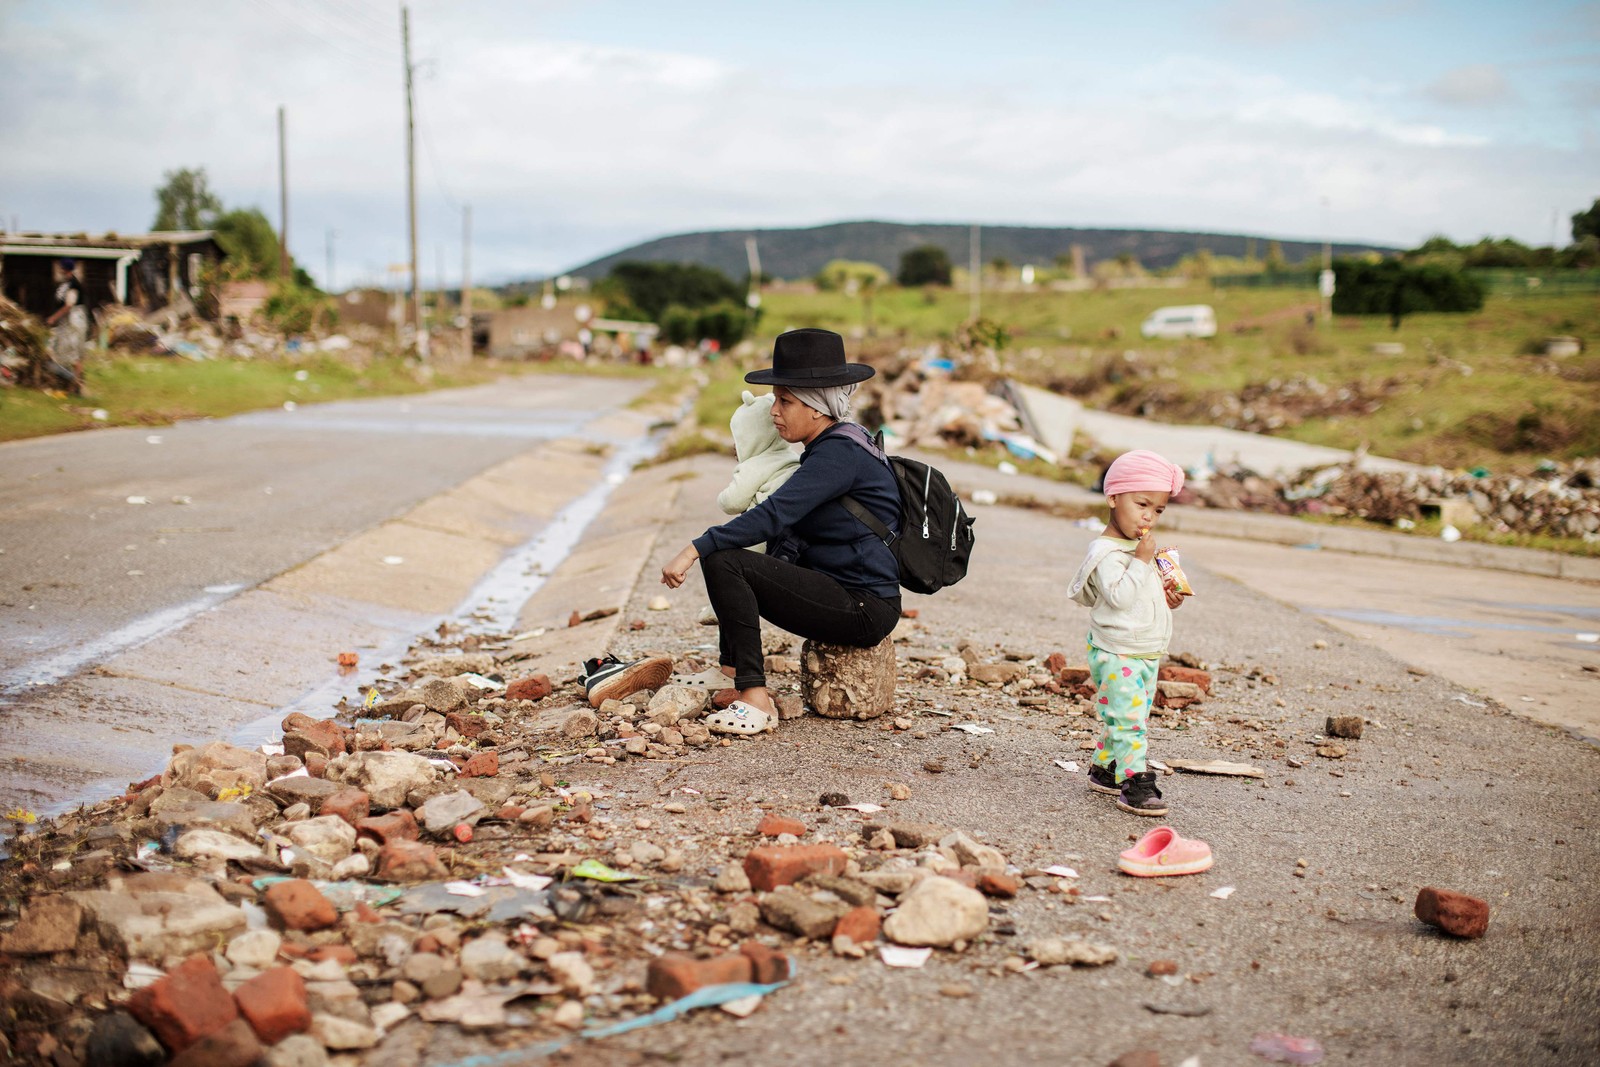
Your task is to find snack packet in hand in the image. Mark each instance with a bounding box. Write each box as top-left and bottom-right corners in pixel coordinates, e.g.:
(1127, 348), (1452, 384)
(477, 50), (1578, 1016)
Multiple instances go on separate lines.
(1155, 548), (1194, 596)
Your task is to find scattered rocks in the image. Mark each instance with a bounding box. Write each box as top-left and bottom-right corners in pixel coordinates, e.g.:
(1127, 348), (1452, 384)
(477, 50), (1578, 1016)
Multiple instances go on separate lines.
(1325, 715), (1364, 739)
(802, 637), (896, 719)
(0, 896), (82, 955)
(743, 844), (849, 891)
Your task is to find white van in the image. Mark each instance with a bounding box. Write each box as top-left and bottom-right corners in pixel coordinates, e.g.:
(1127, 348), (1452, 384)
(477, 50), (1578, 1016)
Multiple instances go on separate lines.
(1140, 305), (1217, 340)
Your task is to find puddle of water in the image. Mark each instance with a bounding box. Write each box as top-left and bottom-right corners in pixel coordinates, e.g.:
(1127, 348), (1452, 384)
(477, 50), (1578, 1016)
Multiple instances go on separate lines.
(233, 430), (664, 748)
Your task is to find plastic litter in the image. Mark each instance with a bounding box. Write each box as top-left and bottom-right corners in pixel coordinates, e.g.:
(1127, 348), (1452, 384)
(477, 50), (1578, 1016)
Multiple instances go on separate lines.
(1053, 759), (1080, 773)
(879, 945), (933, 968)
(251, 877), (404, 911)
(1249, 1032), (1326, 1064)
(1042, 865), (1079, 879)
(1165, 758), (1265, 779)
(569, 858), (637, 882)
(970, 489), (998, 506)
(1210, 886), (1236, 900)
(951, 723), (995, 735)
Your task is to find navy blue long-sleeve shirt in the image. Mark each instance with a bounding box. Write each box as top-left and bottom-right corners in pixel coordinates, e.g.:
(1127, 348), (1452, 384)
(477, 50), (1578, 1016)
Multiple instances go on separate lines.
(692, 423), (901, 599)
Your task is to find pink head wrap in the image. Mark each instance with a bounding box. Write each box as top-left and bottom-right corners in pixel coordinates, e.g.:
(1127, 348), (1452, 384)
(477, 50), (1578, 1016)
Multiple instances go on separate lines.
(1103, 449), (1185, 498)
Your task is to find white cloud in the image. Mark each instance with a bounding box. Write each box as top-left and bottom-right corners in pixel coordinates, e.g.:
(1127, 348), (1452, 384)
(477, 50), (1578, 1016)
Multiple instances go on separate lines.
(1424, 63), (1515, 107)
(1, 1), (1594, 282)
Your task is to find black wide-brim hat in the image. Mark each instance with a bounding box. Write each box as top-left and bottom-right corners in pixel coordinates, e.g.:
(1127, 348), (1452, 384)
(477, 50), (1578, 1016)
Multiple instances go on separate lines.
(745, 328), (875, 388)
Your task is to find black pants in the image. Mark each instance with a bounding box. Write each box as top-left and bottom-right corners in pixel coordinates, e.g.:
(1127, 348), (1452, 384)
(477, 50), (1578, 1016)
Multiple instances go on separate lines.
(700, 549), (901, 691)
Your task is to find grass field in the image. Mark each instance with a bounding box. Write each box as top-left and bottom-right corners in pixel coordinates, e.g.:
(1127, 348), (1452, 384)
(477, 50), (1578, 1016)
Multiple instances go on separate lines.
(758, 284), (1600, 471)
(0, 353), (680, 445)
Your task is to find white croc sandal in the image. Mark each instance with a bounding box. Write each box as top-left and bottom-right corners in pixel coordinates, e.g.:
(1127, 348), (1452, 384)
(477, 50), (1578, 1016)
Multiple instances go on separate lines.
(705, 700), (775, 735)
(671, 666), (734, 689)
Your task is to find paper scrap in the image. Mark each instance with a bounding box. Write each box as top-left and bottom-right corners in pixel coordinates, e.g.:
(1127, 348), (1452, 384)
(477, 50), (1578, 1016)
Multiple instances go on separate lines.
(1450, 694), (1487, 708)
(1082, 895), (1112, 903)
(719, 994), (764, 1017)
(1164, 758), (1265, 779)
(1041, 865), (1079, 879)
(381, 555), (404, 566)
(445, 881), (485, 898)
(879, 945), (933, 968)
(503, 867), (553, 892)
(837, 803), (884, 814)
(1210, 886), (1236, 900)
(1576, 633), (1598, 643)
(1053, 759), (1079, 773)
(951, 723), (995, 735)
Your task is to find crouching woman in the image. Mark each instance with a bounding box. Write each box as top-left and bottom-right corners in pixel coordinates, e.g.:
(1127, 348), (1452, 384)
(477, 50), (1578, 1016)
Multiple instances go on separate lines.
(660, 329), (901, 734)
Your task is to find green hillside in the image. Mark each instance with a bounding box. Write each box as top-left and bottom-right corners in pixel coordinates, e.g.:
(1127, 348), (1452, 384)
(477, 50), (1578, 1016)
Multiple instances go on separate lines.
(543, 220), (1396, 284)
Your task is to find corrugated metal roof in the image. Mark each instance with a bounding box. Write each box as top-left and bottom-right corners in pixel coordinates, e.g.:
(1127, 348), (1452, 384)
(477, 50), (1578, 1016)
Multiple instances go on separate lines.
(0, 230), (219, 250)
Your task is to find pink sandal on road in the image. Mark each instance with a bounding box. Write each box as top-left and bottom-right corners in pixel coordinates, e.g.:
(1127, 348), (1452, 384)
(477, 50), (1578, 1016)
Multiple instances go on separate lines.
(1117, 826), (1213, 877)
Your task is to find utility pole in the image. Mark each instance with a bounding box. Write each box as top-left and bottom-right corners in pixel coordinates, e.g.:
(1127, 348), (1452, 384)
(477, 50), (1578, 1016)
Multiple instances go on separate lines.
(461, 205), (472, 359)
(744, 236), (762, 313)
(325, 229), (336, 293)
(277, 106), (290, 280)
(402, 6), (424, 357)
(1319, 196), (1333, 325)
(968, 224), (981, 321)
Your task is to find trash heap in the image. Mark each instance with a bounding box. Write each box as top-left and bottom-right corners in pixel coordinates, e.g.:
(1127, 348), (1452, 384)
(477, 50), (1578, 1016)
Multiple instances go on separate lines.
(0, 296), (55, 389)
(1186, 457), (1600, 539)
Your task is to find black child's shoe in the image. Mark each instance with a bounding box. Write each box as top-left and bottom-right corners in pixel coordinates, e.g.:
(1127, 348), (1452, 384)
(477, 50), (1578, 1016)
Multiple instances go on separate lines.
(1087, 760), (1120, 796)
(1116, 770), (1170, 817)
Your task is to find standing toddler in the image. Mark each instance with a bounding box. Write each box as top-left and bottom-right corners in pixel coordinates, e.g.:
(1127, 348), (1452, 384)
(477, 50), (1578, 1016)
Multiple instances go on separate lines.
(1068, 449), (1188, 816)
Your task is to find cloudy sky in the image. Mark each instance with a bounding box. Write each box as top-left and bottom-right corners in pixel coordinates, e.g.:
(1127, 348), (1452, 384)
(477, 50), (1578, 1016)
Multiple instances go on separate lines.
(3, 0), (1596, 286)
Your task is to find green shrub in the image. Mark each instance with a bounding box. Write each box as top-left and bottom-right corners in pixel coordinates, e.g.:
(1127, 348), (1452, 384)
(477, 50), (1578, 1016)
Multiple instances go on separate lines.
(1332, 259), (1485, 328)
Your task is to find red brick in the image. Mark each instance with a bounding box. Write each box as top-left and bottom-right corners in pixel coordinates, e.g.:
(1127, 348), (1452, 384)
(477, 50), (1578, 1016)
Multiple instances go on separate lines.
(167, 1019), (262, 1067)
(496, 804), (525, 821)
(742, 844), (848, 892)
(232, 965), (310, 1045)
(711, 688), (738, 710)
(319, 787), (369, 826)
(831, 906), (881, 946)
(739, 941), (793, 983)
(646, 954), (753, 1001)
(755, 814), (807, 838)
(1415, 887), (1489, 939)
(262, 880), (338, 931)
(460, 751), (499, 778)
(1154, 690), (1199, 710)
(567, 611), (582, 628)
(414, 934), (441, 954)
(356, 810), (418, 843)
(977, 872), (1021, 898)
(352, 902), (382, 924)
(279, 715), (348, 759)
(1057, 667), (1091, 686)
(1044, 652), (1067, 674)
(506, 674), (554, 702)
(303, 752), (328, 778)
(445, 711), (486, 739)
(276, 942), (310, 960)
(127, 954), (238, 1054)
(375, 840), (447, 882)
(1158, 665), (1212, 693)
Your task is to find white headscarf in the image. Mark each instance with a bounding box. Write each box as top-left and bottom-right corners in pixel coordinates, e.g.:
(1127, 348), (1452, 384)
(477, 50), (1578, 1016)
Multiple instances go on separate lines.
(787, 383), (857, 422)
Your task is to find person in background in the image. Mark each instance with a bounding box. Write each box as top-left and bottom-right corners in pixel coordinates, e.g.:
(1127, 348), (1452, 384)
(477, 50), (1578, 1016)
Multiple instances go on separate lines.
(45, 258), (87, 393)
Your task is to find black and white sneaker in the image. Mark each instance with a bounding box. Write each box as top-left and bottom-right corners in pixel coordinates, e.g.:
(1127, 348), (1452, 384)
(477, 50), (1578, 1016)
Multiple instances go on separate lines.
(1116, 771), (1169, 817)
(582, 654), (673, 708)
(1087, 760), (1120, 796)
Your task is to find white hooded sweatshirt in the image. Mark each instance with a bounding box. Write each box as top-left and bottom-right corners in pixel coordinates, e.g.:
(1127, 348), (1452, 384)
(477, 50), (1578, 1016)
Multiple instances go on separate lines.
(717, 391), (800, 515)
(1067, 536), (1171, 656)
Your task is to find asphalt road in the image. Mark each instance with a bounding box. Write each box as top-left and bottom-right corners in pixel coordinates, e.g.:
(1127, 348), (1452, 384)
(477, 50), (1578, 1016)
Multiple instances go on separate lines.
(0, 374), (651, 811)
(0, 376), (640, 691)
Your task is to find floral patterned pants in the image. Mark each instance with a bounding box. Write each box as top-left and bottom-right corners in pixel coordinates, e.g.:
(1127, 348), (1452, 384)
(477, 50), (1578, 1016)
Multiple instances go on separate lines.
(1087, 639), (1160, 781)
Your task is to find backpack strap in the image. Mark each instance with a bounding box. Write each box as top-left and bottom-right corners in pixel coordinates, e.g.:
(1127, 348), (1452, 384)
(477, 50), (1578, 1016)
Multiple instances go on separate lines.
(840, 493), (894, 547)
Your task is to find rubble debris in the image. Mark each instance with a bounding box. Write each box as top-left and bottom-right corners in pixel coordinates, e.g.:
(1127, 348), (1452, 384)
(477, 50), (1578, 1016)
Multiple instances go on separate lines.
(1415, 887), (1490, 938)
(1163, 759), (1266, 778)
(1325, 716), (1364, 739)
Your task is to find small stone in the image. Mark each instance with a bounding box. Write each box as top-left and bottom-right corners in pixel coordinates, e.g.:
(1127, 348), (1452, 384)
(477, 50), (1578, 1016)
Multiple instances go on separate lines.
(1026, 937), (1117, 967)
(1325, 715), (1364, 739)
(819, 791), (850, 806)
(1146, 959), (1179, 977)
(505, 675), (553, 702)
(310, 1013), (379, 1050)
(756, 813), (807, 837)
(233, 966), (311, 1045)
(882, 877), (988, 947)
(225, 929), (283, 970)
(887, 783), (911, 801)
(715, 865), (752, 893)
(0, 896), (82, 955)
(760, 886), (851, 939)
(460, 934), (523, 981)
(127, 954), (239, 1055)
(939, 983), (973, 998)
(648, 595), (671, 611)
(551, 1000), (585, 1029)
(1315, 743), (1347, 760)
(922, 759), (945, 774)
(86, 1012), (165, 1067)
(743, 844), (849, 891)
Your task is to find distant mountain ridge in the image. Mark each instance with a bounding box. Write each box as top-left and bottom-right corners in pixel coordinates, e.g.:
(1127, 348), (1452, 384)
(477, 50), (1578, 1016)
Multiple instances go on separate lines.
(552, 221), (1398, 283)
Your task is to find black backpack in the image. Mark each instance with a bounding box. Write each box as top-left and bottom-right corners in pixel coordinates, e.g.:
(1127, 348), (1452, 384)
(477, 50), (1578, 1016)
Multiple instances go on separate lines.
(840, 431), (976, 594)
